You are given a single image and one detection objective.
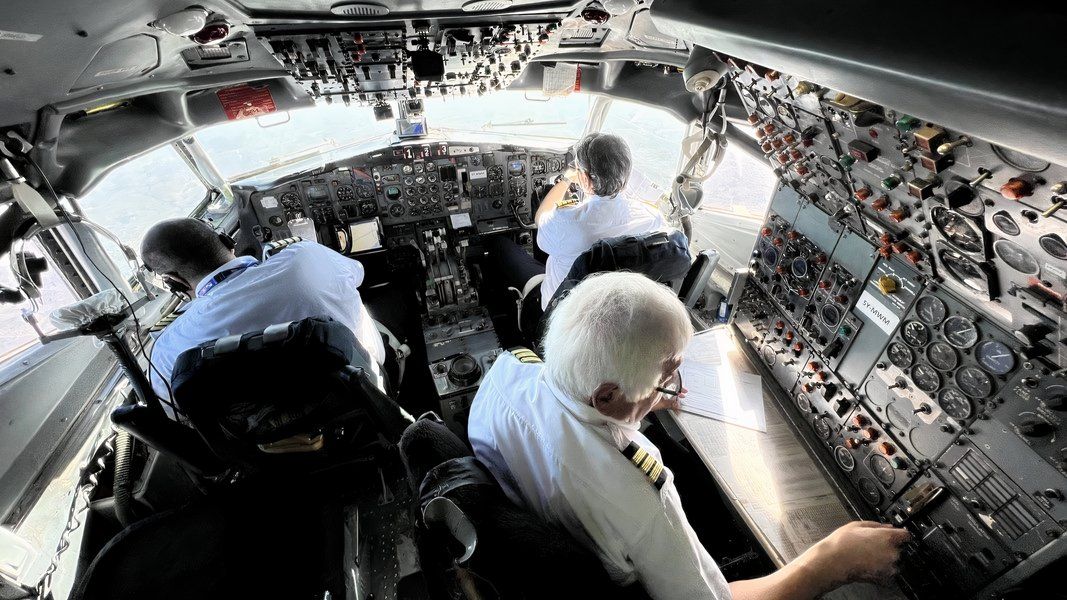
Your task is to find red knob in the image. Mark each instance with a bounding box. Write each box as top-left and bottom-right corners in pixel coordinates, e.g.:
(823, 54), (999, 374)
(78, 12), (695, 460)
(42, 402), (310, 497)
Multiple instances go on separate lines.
(747, 114), (761, 125)
(815, 252), (828, 265)
(761, 142), (774, 153)
(871, 197), (889, 211)
(764, 123), (776, 134)
(772, 139), (785, 150)
(889, 209), (908, 223)
(807, 361), (821, 372)
(844, 437), (860, 449)
(1000, 177), (1033, 200)
(783, 133), (797, 144)
(784, 331), (795, 342)
(834, 294), (849, 303)
(761, 226), (773, 237)
(775, 320), (785, 330)
(852, 414), (869, 427)
(777, 153), (790, 164)
(878, 442), (896, 456)
(803, 382), (815, 393)
(787, 230), (800, 240)
(879, 233), (894, 245)
(795, 165), (810, 176)
(772, 237), (784, 247)
(790, 149), (803, 161)
(793, 342), (804, 352)
(798, 287), (810, 298)
(775, 265), (787, 274)
(878, 245), (894, 259)
(855, 188), (872, 201)
(905, 250), (923, 265)
(818, 280), (832, 289)
(816, 370), (829, 381)
(861, 427), (880, 441)
(756, 129), (767, 139)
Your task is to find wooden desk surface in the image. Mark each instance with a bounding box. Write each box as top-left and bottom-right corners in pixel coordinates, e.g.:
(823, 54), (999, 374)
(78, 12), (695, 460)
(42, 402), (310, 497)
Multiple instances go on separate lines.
(667, 326), (907, 599)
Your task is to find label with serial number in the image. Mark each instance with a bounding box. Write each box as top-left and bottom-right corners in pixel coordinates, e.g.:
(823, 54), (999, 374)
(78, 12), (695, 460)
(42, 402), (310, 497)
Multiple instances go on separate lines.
(856, 290), (900, 335)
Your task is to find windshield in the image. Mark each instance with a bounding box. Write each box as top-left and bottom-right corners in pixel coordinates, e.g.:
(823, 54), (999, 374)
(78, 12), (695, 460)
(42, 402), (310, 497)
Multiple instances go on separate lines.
(195, 92), (591, 184)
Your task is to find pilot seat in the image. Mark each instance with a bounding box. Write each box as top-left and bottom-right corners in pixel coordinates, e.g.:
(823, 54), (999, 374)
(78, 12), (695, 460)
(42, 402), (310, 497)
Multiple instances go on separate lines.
(399, 414), (650, 600)
(169, 316), (412, 473)
(521, 229), (694, 346)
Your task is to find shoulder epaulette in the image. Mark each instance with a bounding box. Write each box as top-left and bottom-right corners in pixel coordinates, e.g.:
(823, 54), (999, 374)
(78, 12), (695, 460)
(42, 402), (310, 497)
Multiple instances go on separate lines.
(149, 310), (181, 333)
(264, 236), (303, 257)
(508, 346), (542, 364)
(621, 441), (667, 490)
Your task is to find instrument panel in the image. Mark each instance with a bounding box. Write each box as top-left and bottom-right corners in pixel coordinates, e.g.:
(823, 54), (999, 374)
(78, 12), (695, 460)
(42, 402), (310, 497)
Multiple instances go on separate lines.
(239, 141), (567, 247)
(725, 53), (1067, 598)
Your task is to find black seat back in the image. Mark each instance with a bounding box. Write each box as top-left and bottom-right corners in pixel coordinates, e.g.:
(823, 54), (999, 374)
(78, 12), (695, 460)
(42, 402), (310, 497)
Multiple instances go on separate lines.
(533, 229), (692, 349)
(172, 317), (410, 472)
(399, 416), (645, 599)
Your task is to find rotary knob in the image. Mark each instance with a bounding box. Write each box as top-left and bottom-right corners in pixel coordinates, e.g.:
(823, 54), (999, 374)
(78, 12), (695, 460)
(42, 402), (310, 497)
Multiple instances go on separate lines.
(447, 354), (483, 387)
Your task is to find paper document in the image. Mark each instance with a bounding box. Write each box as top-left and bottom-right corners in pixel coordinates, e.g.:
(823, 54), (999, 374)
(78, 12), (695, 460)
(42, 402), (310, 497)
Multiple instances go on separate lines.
(678, 332), (766, 432)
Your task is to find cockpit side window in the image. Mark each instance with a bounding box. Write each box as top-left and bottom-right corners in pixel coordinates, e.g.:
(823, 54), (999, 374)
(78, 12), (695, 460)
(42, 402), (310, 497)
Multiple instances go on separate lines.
(77, 145), (209, 279)
(597, 97), (687, 194)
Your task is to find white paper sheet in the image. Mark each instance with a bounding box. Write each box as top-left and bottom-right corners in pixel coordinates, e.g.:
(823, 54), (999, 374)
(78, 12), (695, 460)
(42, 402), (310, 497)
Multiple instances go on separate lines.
(678, 332), (766, 432)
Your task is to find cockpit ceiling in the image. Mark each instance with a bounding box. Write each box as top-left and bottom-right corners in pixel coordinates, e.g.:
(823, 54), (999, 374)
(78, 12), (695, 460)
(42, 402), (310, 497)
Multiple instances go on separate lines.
(235, 0), (577, 19)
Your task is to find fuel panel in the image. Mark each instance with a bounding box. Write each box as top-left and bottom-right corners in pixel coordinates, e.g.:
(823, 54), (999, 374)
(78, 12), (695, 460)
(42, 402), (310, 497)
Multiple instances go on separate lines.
(725, 54), (1067, 598)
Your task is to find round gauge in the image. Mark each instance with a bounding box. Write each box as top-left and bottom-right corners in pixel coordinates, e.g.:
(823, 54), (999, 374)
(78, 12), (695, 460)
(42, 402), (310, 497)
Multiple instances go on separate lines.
(401, 164), (413, 174)
(388, 204), (405, 217)
(902, 321), (930, 347)
(926, 342), (959, 372)
(992, 211), (1020, 236)
(820, 303), (843, 327)
(939, 248), (990, 295)
(932, 207), (984, 254)
(991, 145), (1050, 172)
(740, 87), (758, 111)
(813, 416), (832, 439)
(777, 104), (798, 129)
(994, 239), (1040, 274)
(942, 315), (979, 349)
(757, 94), (776, 116)
(975, 340), (1016, 376)
(761, 246), (780, 267)
(858, 478), (882, 505)
(280, 192), (301, 208)
(828, 178), (850, 198)
(427, 173), (438, 183)
(357, 186), (374, 199)
(336, 185), (355, 201)
(425, 162), (436, 171)
(796, 393), (813, 413)
(938, 388), (974, 420)
(887, 343), (914, 369)
(915, 296), (947, 325)
(910, 363), (942, 393)
(761, 345), (777, 366)
(404, 187), (416, 198)
(867, 455), (896, 486)
(834, 446), (856, 472)
(414, 175), (426, 185)
(403, 176), (414, 186)
(1039, 234), (1067, 260)
(955, 366), (994, 398)
(791, 257), (810, 278)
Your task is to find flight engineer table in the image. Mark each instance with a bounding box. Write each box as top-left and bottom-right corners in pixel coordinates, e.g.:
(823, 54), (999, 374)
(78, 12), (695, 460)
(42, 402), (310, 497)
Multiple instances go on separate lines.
(665, 325), (907, 599)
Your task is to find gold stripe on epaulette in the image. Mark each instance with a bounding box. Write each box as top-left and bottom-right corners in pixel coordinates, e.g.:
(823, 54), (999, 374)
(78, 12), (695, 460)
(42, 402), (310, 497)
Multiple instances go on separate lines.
(509, 347), (543, 364)
(149, 312), (180, 332)
(623, 443), (666, 490)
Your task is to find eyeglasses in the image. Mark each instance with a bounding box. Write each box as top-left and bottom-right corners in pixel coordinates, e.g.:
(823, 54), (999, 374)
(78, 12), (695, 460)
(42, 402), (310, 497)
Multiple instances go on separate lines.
(655, 368), (683, 399)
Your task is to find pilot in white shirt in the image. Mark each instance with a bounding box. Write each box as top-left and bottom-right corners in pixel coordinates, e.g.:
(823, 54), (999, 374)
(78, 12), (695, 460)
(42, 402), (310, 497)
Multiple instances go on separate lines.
(484, 133), (666, 311)
(468, 272), (910, 600)
(534, 133), (665, 309)
(141, 218), (385, 409)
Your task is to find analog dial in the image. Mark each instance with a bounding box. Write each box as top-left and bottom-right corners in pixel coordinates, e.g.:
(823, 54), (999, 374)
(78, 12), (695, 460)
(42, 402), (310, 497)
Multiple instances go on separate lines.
(975, 340), (1016, 376)
(938, 388), (974, 420)
(992, 211), (1020, 236)
(911, 363), (942, 393)
(915, 296), (947, 325)
(926, 342), (959, 372)
(887, 343), (914, 369)
(834, 446), (856, 472)
(955, 366), (994, 398)
(943, 316), (979, 349)
(994, 239), (1039, 274)
(902, 321), (930, 347)
(868, 455), (896, 485)
(932, 207), (984, 254)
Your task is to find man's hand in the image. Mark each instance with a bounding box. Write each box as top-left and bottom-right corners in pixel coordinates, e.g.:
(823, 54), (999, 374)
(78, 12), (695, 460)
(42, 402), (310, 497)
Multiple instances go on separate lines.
(814, 521), (910, 586)
(651, 386), (687, 413)
(561, 166), (579, 183)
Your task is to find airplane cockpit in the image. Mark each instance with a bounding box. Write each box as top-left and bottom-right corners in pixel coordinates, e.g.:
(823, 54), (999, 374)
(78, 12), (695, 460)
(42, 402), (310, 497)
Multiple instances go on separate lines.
(1, 2), (1065, 600)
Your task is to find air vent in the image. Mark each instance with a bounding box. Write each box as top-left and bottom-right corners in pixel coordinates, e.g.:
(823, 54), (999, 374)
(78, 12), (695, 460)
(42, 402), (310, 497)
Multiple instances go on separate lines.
(462, 0), (514, 11)
(330, 2), (390, 16)
(950, 449), (1039, 540)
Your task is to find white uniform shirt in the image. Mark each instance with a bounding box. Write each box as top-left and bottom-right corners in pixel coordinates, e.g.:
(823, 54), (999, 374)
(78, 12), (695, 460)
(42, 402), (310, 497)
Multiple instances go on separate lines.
(468, 354), (732, 600)
(149, 241), (386, 403)
(536, 194), (666, 309)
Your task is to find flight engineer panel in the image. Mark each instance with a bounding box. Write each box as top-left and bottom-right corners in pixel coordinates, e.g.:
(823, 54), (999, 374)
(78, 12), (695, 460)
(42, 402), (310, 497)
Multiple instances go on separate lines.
(724, 53), (1067, 598)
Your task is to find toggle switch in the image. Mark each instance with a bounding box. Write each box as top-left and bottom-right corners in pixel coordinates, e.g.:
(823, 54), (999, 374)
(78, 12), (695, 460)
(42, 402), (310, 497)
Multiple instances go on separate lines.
(936, 135), (971, 156)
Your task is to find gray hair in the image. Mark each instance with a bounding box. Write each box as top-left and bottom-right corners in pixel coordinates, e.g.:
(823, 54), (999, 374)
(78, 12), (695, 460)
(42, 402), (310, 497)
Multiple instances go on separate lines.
(543, 272), (693, 403)
(575, 133), (632, 197)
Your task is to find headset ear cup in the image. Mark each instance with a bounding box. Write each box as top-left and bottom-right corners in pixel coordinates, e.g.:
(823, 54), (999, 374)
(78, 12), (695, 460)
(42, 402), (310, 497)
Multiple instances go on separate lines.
(218, 232), (236, 250)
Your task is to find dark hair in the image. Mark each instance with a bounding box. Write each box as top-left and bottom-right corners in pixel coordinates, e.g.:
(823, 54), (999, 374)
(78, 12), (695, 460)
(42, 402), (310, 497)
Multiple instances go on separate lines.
(575, 133), (632, 197)
(140, 218), (233, 281)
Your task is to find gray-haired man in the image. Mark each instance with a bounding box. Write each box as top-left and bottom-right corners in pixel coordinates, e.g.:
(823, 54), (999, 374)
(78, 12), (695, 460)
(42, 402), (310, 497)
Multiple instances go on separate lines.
(469, 272), (910, 600)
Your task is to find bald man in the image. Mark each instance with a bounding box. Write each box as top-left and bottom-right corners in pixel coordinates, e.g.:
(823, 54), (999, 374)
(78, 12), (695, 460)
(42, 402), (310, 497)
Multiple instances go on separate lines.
(142, 218), (385, 412)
